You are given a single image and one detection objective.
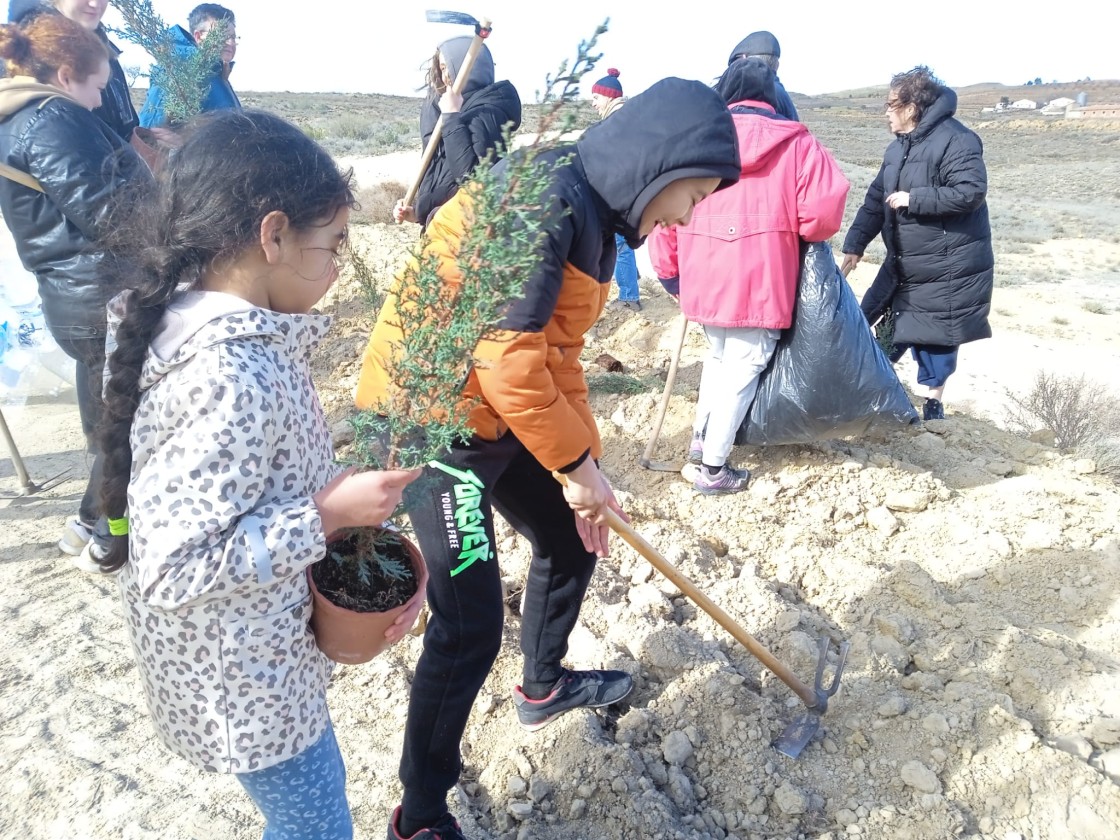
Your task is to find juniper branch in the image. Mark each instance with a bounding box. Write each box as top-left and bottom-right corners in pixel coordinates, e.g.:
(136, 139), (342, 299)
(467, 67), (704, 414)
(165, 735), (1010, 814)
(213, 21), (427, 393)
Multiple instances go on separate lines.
(108, 0), (227, 123)
(350, 23), (608, 472)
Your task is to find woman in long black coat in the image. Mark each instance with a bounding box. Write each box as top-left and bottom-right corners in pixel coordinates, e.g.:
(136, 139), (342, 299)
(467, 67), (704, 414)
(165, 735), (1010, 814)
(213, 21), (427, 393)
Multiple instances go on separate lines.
(842, 66), (993, 421)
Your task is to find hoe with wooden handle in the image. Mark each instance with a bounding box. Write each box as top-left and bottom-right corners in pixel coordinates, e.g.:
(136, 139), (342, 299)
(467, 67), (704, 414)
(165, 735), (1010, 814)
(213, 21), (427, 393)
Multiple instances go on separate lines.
(554, 472), (849, 758)
(400, 11), (493, 219)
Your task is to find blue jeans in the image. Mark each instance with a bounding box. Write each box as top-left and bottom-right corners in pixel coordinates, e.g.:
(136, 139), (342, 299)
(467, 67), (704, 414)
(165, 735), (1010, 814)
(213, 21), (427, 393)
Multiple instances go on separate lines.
(237, 722), (353, 840)
(613, 234), (639, 301)
(891, 344), (959, 388)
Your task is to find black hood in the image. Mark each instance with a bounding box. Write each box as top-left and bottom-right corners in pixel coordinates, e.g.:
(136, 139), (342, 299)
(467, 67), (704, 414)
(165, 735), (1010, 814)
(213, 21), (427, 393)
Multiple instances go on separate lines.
(463, 79), (520, 128)
(576, 77), (740, 239)
(911, 87), (957, 142)
(420, 79), (521, 143)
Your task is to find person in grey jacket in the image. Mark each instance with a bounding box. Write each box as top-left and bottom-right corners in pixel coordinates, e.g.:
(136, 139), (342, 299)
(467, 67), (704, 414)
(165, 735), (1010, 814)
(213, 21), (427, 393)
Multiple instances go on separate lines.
(842, 66), (994, 421)
(97, 110), (421, 838)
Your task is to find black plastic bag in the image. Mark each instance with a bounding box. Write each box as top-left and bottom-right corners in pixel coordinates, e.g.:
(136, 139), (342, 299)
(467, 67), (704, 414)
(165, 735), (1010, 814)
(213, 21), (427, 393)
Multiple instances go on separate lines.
(736, 242), (918, 445)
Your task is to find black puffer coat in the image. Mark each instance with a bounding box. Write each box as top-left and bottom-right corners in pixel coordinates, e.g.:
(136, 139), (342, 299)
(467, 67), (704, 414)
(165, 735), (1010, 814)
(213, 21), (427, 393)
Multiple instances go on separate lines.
(7, 1), (139, 141)
(842, 88), (993, 347)
(0, 83), (148, 335)
(415, 80), (521, 226)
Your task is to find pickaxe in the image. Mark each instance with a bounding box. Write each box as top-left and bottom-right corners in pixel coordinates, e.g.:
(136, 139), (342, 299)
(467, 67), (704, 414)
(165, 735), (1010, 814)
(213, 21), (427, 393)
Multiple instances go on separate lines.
(553, 473), (850, 758)
(400, 11), (493, 220)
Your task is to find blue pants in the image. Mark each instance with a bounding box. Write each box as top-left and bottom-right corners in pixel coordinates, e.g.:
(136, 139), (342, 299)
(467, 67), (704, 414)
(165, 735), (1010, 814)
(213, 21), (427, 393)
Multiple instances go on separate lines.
(891, 344), (958, 388)
(237, 722), (353, 840)
(613, 234), (639, 301)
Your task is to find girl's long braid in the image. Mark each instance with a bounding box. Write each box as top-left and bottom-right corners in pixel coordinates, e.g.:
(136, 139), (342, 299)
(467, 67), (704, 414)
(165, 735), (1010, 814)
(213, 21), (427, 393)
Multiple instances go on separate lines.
(96, 197), (211, 572)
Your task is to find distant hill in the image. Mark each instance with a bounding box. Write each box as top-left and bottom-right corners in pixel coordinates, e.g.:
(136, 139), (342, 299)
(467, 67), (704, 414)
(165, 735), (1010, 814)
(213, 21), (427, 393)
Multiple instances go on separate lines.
(791, 79), (1120, 112)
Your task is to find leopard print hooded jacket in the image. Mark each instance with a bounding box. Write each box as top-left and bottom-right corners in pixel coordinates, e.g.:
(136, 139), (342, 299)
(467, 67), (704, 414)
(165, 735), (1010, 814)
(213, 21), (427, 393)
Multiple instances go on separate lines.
(117, 299), (342, 774)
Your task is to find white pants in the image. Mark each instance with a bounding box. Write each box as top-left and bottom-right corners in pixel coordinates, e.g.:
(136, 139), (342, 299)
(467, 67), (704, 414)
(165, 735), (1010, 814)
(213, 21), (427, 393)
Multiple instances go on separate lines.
(693, 326), (780, 467)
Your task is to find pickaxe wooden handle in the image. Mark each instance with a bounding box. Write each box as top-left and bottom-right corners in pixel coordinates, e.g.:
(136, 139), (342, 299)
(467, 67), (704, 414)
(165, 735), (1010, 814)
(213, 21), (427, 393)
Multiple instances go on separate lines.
(401, 17), (493, 216)
(639, 314), (689, 469)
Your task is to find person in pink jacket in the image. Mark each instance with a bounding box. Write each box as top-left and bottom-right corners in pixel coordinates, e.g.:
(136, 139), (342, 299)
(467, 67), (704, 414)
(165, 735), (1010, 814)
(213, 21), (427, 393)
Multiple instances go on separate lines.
(648, 58), (848, 494)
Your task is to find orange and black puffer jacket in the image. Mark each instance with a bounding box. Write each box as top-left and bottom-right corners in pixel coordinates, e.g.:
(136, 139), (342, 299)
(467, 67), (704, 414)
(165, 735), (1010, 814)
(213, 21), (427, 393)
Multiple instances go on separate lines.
(356, 77), (740, 474)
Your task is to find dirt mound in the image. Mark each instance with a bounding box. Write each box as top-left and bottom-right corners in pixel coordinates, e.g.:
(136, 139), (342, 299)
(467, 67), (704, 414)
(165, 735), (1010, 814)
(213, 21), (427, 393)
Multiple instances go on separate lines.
(312, 225), (1120, 839)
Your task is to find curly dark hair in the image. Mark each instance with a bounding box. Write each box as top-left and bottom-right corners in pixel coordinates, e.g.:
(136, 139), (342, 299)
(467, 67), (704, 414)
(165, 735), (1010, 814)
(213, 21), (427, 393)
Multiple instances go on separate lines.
(96, 109), (354, 572)
(890, 65), (945, 125)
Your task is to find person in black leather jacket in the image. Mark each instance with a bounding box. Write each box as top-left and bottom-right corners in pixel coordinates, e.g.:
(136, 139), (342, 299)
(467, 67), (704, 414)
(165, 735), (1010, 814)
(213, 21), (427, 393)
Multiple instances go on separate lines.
(8, 0), (140, 143)
(393, 35), (521, 228)
(0, 13), (149, 566)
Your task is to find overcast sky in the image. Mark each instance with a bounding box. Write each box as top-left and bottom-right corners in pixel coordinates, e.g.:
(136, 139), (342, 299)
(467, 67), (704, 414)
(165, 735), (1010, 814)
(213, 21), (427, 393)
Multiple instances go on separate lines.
(106, 0), (1115, 99)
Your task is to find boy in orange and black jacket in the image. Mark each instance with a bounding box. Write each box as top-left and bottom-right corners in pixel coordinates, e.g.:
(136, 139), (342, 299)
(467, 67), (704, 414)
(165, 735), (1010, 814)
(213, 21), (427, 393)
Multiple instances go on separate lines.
(358, 77), (741, 840)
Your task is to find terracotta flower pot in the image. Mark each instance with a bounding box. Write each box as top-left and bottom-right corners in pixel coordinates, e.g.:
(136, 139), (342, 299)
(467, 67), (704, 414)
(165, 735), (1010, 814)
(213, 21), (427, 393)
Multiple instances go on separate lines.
(308, 532), (428, 665)
(129, 128), (170, 174)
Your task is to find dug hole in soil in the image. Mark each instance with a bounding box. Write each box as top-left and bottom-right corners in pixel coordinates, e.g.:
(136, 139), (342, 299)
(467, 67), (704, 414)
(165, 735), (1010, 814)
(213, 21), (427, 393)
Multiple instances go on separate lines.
(306, 222), (1120, 840)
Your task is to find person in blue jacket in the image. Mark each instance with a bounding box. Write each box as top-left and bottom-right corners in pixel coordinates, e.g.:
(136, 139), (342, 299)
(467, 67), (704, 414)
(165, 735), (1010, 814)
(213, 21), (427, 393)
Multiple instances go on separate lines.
(139, 3), (241, 131)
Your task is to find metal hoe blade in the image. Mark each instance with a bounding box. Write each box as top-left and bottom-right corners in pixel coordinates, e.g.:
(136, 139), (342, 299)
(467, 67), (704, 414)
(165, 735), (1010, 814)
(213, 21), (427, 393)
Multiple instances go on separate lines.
(773, 636), (850, 758)
(638, 457), (684, 473)
(425, 9), (480, 26)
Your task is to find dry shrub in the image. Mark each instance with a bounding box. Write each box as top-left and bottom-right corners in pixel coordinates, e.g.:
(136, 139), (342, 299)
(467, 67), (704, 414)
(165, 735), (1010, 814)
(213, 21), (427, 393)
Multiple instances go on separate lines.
(1081, 438), (1120, 482)
(351, 180), (408, 226)
(1005, 371), (1120, 456)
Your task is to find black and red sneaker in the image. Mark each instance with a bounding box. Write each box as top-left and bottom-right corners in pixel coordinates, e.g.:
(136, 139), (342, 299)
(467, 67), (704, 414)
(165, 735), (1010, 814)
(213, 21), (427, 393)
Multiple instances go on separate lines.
(387, 806), (465, 840)
(513, 668), (633, 731)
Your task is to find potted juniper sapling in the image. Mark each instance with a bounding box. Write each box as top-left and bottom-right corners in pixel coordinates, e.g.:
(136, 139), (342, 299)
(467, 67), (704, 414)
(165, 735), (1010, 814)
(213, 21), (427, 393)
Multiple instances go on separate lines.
(108, 0), (228, 164)
(307, 29), (607, 665)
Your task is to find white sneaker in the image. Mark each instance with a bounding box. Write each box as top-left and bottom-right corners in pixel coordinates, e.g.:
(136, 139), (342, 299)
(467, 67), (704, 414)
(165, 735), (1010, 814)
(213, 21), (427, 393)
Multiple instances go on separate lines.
(58, 516), (94, 557)
(72, 538), (114, 574)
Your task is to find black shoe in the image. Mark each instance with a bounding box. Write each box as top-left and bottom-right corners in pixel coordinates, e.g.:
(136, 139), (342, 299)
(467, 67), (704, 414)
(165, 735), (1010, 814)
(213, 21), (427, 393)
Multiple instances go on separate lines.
(387, 806), (465, 840)
(922, 398), (945, 421)
(513, 668), (634, 731)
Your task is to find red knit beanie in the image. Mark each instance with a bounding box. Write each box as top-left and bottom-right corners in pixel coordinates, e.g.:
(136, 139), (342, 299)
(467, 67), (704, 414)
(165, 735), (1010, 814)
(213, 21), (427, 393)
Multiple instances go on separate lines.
(592, 68), (623, 99)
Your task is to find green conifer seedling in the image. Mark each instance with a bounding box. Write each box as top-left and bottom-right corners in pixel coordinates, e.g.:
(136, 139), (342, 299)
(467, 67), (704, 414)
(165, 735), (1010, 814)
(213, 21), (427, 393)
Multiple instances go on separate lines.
(109, 0), (228, 123)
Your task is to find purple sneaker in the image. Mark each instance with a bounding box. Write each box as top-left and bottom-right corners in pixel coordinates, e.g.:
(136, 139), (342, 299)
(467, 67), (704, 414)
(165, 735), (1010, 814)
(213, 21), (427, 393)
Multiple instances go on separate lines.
(694, 464), (750, 495)
(687, 432), (704, 465)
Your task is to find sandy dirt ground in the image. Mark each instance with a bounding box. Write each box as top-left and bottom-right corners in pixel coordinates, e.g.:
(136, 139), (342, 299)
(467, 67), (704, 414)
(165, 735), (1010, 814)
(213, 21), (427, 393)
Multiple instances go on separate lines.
(3, 121), (1120, 840)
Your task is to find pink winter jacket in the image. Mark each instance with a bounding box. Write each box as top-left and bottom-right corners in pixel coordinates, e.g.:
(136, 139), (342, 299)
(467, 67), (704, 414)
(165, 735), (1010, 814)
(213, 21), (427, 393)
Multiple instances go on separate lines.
(648, 100), (849, 328)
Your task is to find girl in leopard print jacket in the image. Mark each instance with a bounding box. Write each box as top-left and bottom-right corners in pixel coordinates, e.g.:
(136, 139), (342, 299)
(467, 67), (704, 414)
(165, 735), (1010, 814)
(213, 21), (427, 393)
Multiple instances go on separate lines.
(96, 111), (420, 838)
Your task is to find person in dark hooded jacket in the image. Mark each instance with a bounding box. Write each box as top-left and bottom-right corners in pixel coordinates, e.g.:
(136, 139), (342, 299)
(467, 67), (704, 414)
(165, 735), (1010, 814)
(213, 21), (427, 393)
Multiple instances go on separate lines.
(727, 30), (798, 121)
(842, 66), (993, 421)
(360, 77), (740, 840)
(7, 0), (139, 142)
(393, 35), (521, 227)
(0, 12), (149, 566)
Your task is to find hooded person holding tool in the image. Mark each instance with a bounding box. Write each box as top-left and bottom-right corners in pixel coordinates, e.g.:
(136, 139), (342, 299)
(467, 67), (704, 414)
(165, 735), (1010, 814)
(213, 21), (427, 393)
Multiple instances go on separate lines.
(393, 34), (521, 228)
(360, 76), (741, 840)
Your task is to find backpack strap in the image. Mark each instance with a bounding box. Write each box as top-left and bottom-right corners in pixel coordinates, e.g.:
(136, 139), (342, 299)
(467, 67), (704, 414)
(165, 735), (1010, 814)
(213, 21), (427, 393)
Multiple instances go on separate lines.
(0, 162), (44, 193)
